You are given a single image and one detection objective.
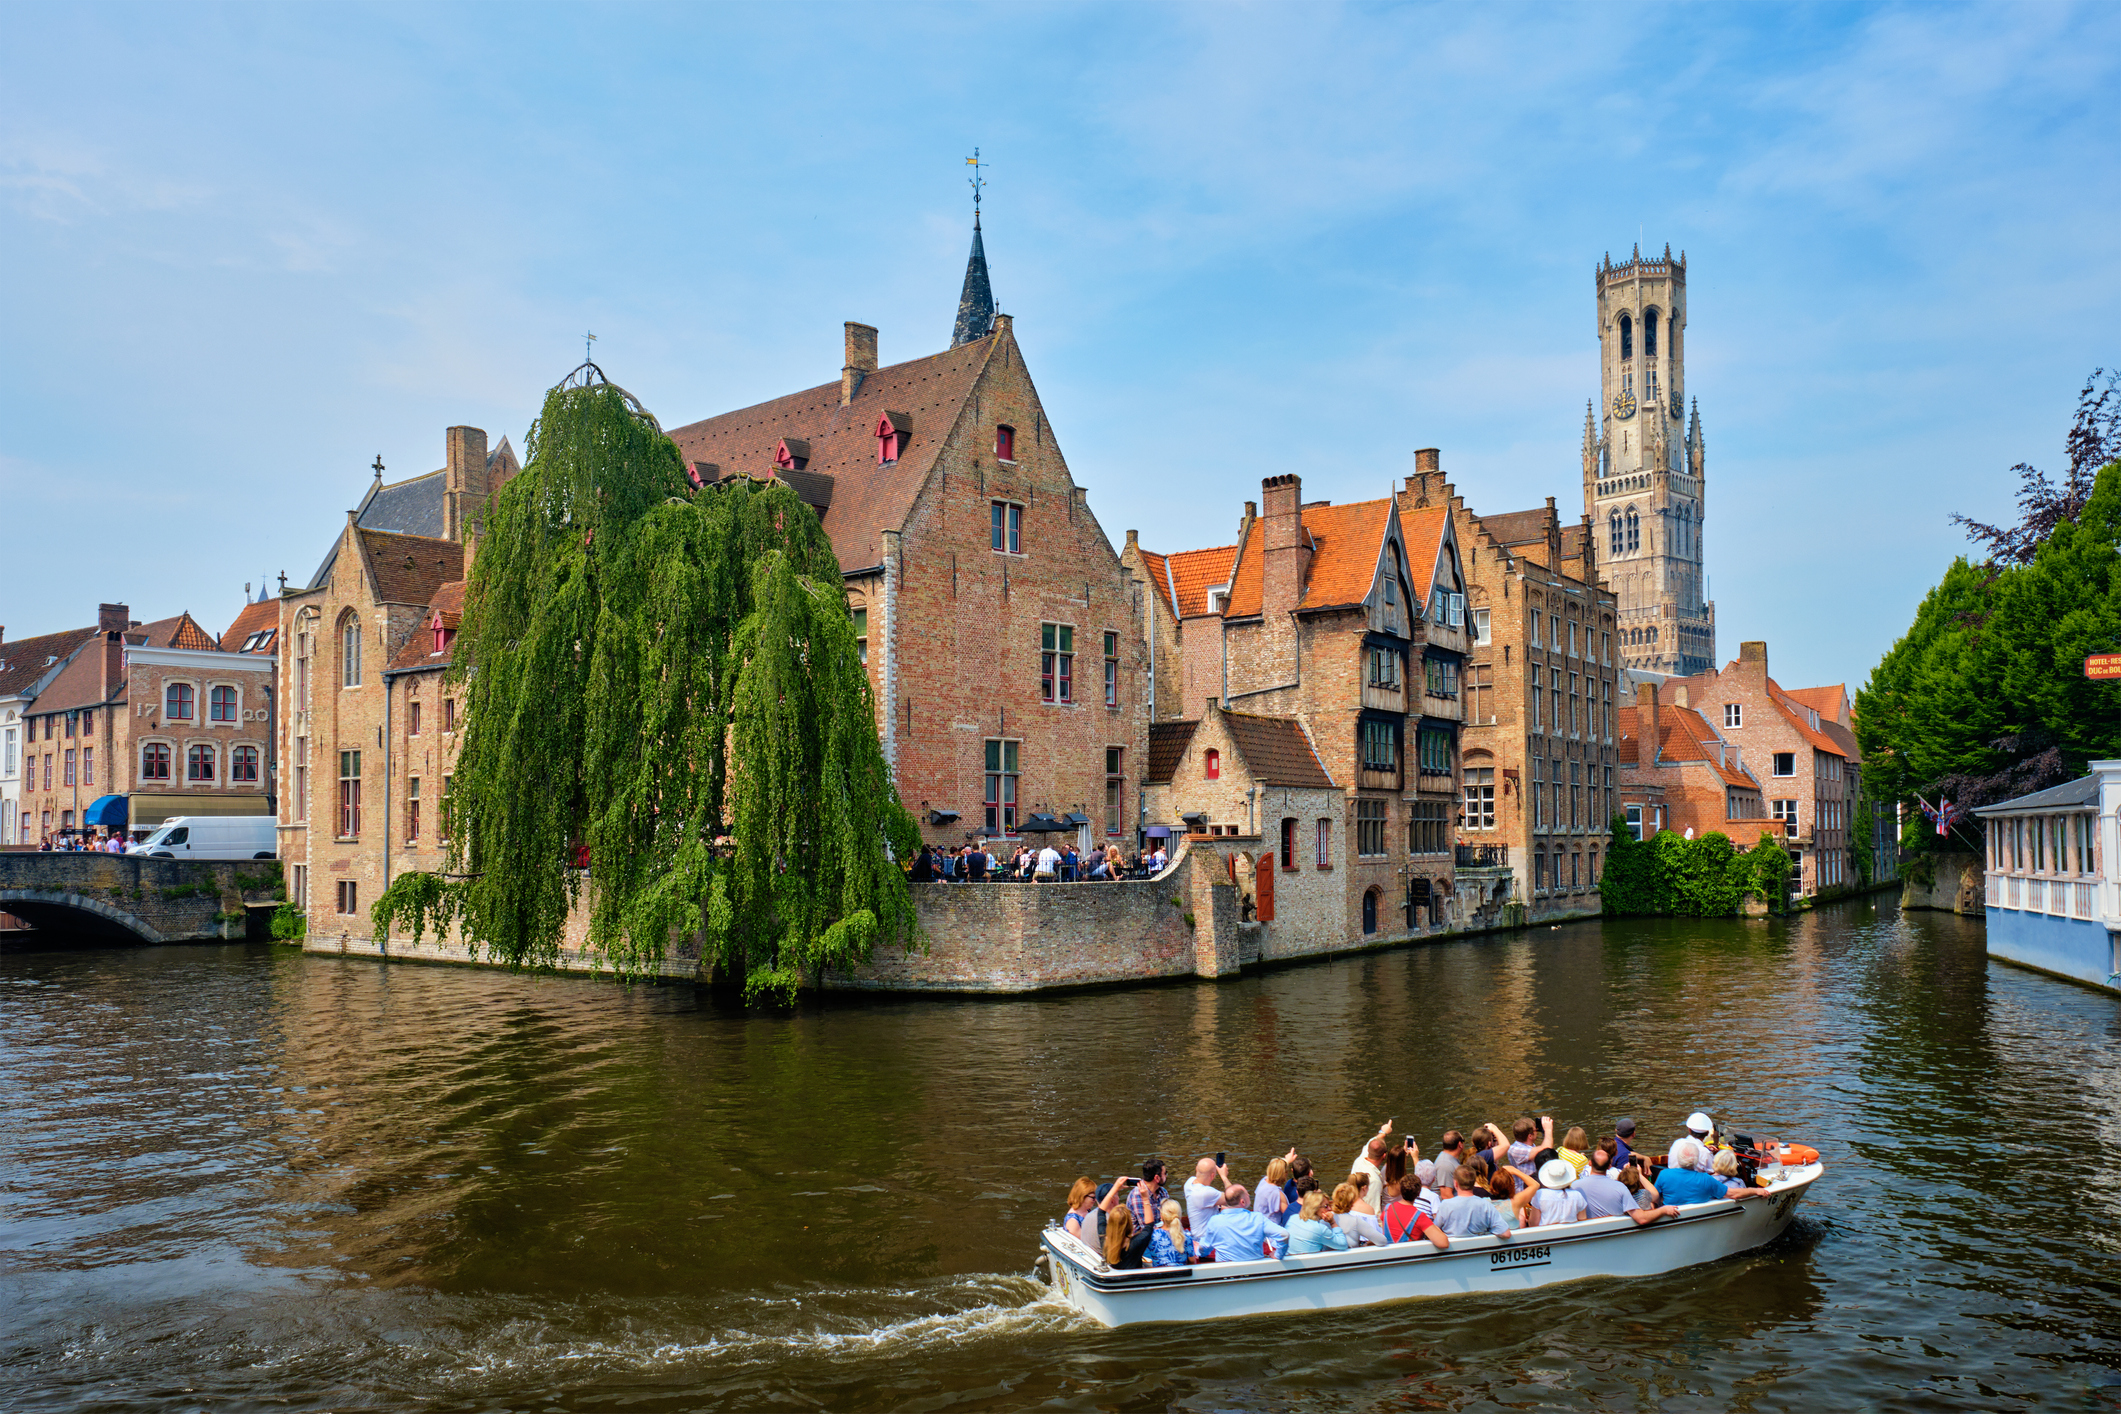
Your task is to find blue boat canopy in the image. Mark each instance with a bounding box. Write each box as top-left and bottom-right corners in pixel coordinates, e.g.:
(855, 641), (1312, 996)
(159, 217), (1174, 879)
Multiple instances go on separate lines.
(84, 795), (128, 827)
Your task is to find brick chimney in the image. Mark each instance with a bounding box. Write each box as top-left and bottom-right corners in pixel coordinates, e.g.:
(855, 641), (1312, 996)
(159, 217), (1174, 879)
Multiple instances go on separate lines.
(1739, 640), (1767, 676)
(842, 322), (878, 406)
(101, 630), (125, 702)
(446, 426), (489, 542)
(1641, 682), (1662, 764)
(1261, 474), (1306, 618)
(98, 602), (129, 634)
(1405, 447), (1442, 505)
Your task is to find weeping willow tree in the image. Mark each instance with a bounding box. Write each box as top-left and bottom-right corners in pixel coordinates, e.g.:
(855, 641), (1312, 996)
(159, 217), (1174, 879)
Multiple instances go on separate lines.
(372, 369), (921, 1001)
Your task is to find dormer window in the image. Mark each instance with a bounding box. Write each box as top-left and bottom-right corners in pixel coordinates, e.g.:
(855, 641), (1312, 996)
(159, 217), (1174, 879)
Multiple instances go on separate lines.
(687, 461), (719, 490)
(995, 424), (1015, 461)
(774, 438), (810, 472)
(874, 412), (911, 465)
(431, 611), (454, 656)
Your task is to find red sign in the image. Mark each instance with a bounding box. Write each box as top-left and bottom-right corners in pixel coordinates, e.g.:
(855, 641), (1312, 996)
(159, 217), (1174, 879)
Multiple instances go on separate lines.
(2087, 654), (2121, 680)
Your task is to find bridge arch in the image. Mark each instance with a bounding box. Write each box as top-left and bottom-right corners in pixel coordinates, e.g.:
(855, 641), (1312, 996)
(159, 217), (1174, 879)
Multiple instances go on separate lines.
(0, 888), (168, 943)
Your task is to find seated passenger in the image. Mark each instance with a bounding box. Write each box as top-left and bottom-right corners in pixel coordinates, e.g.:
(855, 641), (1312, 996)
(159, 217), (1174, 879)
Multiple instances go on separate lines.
(1668, 1114), (1717, 1172)
(1202, 1185), (1286, 1261)
(1146, 1199), (1202, 1267)
(1616, 1157), (1664, 1207)
(1432, 1169), (1514, 1239)
(1185, 1156), (1232, 1233)
(1104, 1201), (1153, 1269)
(1577, 1144), (1679, 1226)
(1384, 1176), (1451, 1248)
(1283, 1155), (1311, 1210)
(1064, 1174), (1133, 1247)
(1658, 1141), (1749, 1204)
(1344, 1171), (1380, 1216)
(1527, 1159), (1590, 1227)
(1285, 1189), (1352, 1254)
(1412, 1159), (1441, 1216)
(1711, 1149), (1766, 1197)
(1332, 1182), (1391, 1247)
(1556, 1125), (1595, 1178)
(1253, 1158), (1292, 1222)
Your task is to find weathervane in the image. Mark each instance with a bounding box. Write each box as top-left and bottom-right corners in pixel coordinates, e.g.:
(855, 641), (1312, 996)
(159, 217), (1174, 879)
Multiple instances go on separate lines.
(585, 329), (597, 363)
(966, 148), (988, 215)
(372, 454), (384, 478)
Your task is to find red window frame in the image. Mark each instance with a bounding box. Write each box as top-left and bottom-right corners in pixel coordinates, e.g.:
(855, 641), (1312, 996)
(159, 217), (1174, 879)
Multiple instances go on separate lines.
(187, 744), (216, 782)
(166, 683), (194, 720)
(210, 685), (237, 722)
(142, 743), (170, 781)
(1204, 749), (1221, 781)
(232, 745), (259, 782)
(1103, 631), (1119, 707)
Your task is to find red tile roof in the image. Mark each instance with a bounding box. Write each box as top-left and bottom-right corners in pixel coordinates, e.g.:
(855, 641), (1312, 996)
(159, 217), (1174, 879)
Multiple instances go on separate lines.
(388, 581), (467, 672)
(1145, 719), (1198, 784)
(222, 599), (279, 654)
(1618, 702), (1760, 790)
(357, 528), (465, 608)
(667, 338), (997, 574)
(1766, 678), (1849, 757)
(1401, 505), (1449, 606)
(1780, 683), (1848, 725)
(1167, 545), (1236, 618)
(1223, 499), (1391, 619)
(28, 612), (226, 711)
(0, 625), (97, 698)
(1222, 711), (1336, 789)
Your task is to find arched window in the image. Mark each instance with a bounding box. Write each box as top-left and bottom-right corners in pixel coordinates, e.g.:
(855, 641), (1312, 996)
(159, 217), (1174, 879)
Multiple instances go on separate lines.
(1609, 510), (1623, 557)
(141, 743), (170, 781)
(232, 745), (260, 782)
(1204, 748), (1221, 780)
(166, 683), (194, 720)
(187, 744), (216, 782)
(1626, 508), (1641, 552)
(1362, 887), (1379, 935)
(1618, 313), (1633, 359)
(1645, 308), (1659, 357)
(340, 614), (362, 688)
(210, 685), (237, 722)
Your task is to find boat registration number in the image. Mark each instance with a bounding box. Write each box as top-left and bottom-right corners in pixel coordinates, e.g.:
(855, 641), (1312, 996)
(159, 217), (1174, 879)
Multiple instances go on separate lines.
(1491, 1244), (1551, 1268)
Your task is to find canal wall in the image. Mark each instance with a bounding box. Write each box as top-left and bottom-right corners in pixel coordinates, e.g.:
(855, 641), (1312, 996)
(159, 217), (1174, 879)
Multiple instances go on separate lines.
(0, 852), (284, 944)
(1899, 851), (1983, 915)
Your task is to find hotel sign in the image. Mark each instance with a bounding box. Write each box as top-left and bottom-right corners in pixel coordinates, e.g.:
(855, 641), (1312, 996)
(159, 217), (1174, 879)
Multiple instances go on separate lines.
(2085, 654), (2121, 680)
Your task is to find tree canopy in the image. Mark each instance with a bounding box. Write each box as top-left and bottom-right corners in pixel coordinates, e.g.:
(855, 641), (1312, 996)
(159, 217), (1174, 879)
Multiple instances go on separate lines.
(373, 372), (921, 1000)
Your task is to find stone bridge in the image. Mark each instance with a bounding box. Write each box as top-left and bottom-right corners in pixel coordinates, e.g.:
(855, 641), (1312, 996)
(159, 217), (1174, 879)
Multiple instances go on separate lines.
(0, 852), (285, 945)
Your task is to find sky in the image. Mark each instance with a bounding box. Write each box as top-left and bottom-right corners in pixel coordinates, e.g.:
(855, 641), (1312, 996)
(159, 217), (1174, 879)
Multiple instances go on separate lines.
(3, 1), (2117, 690)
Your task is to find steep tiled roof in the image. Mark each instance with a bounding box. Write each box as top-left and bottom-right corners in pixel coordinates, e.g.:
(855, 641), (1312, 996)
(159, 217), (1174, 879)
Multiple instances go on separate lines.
(223, 599), (279, 654)
(668, 338), (998, 574)
(306, 440), (513, 591)
(1766, 678), (1848, 757)
(357, 529), (464, 608)
(1781, 683), (1848, 725)
(1223, 711), (1336, 789)
(1223, 499), (1390, 619)
(1478, 507), (1551, 548)
(1145, 719), (1198, 784)
(29, 613), (221, 711)
(0, 625), (97, 699)
(388, 581), (467, 672)
(1401, 505), (1449, 605)
(1167, 545), (1236, 618)
(1137, 549), (1172, 612)
(138, 613), (217, 652)
(1617, 706), (1642, 765)
(1618, 702), (1759, 790)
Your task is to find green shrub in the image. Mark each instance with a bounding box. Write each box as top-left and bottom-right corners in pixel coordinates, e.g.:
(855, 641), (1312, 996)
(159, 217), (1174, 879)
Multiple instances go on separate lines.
(1602, 817), (1790, 917)
(270, 903), (305, 941)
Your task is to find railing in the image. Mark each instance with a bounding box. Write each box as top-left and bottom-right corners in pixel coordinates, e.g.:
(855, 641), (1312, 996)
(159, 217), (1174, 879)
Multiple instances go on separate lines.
(1456, 844), (1509, 869)
(2076, 881), (2096, 918)
(2007, 876), (2021, 908)
(2028, 879), (2045, 913)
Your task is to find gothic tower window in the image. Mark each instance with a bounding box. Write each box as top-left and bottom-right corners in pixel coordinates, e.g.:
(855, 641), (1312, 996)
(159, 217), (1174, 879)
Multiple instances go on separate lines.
(1645, 308), (1658, 357)
(1626, 508), (1641, 553)
(1609, 510), (1623, 557)
(1618, 313), (1633, 359)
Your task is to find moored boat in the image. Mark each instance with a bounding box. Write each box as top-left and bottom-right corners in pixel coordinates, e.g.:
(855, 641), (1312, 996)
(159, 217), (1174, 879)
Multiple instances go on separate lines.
(1040, 1161), (1823, 1327)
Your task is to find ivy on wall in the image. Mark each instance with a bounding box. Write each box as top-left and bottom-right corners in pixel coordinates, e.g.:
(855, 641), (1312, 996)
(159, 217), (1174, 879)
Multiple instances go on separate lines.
(1600, 817), (1791, 917)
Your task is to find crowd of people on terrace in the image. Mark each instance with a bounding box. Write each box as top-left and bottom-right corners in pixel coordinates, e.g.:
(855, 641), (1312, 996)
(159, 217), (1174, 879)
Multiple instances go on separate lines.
(909, 838), (1168, 883)
(1060, 1111), (1779, 1269)
(37, 830), (132, 852)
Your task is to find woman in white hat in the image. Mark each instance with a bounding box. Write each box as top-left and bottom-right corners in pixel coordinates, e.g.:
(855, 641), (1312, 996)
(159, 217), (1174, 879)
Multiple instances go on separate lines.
(1526, 1158), (1589, 1227)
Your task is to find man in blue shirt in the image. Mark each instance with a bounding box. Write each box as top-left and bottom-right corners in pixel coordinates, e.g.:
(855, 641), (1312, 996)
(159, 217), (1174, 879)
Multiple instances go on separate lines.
(1611, 1118), (1637, 1168)
(1659, 1141), (1776, 1206)
(1201, 1185), (1287, 1261)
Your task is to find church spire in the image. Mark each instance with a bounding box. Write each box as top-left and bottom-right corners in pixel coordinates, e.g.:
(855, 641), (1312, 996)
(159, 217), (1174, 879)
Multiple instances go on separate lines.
(952, 148), (996, 347)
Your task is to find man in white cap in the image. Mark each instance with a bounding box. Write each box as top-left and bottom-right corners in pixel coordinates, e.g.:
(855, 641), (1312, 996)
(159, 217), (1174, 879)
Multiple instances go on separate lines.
(1668, 1113), (1716, 1172)
(1525, 1158), (1588, 1227)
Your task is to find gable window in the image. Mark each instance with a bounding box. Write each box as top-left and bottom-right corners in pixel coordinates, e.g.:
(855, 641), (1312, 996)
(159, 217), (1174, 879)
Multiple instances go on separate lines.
(1773, 752), (1795, 776)
(1316, 818), (1332, 868)
(141, 742), (170, 781)
(1104, 631), (1120, 707)
(432, 614), (451, 656)
(166, 683), (195, 720)
(874, 413), (910, 465)
(341, 615), (362, 687)
(990, 501), (1022, 555)
(995, 425), (1016, 461)
(1463, 766), (1495, 830)
(1361, 719), (1398, 773)
(1367, 646), (1401, 688)
(232, 745), (259, 782)
(773, 438), (809, 472)
(1105, 747), (1124, 835)
(1204, 748), (1221, 780)
(983, 739), (1019, 834)
(1473, 607), (1491, 646)
(187, 744), (216, 782)
(1724, 703), (1742, 728)
(339, 750), (362, 837)
(210, 685), (237, 722)
(1040, 623), (1074, 704)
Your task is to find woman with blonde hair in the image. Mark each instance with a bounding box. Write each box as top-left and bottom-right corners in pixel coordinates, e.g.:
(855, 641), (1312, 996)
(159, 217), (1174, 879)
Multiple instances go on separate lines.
(1557, 1125), (1594, 1177)
(1332, 1181), (1391, 1247)
(1146, 1198), (1199, 1266)
(1253, 1157), (1292, 1222)
(1285, 1188), (1351, 1254)
(1345, 1171), (1379, 1215)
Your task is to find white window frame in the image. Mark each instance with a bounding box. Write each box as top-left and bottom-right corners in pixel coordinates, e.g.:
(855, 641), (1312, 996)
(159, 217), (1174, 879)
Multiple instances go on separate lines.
(1472, 607), (1491, 646)
(1724, 703), (1742, 728)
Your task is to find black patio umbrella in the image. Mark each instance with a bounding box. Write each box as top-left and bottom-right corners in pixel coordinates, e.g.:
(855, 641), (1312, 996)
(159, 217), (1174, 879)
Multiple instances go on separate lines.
(1018, 814), (1070, 833)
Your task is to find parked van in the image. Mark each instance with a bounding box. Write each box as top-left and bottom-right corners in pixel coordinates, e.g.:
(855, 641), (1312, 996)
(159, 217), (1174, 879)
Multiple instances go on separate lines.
(129, 816), (277, 861)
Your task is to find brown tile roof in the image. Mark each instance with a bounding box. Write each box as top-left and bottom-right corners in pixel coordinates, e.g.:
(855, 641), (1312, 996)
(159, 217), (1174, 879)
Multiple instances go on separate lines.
(667, 338), (997, 574)
(387, 581), (467, 672)
(1222, 499), (1390, 619)
(1223, 711), (1336, 789)
(0, 625), (97, 698)
(1559, 524), (1589, 562)
(29, 612), (222, 711)
(1145, 719), (1199, 784)
(357, 528), (465, 608)
(137, 613), (217, 652)
(222, 599), (279, 654)
(1618, 702), (1759, 789)
(1166, 545), (1236, 618)
(1477, 507), (1552, 548)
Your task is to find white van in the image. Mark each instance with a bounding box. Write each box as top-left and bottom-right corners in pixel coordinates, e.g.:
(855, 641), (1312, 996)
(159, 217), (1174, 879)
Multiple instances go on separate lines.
(130, 816), (278, 861)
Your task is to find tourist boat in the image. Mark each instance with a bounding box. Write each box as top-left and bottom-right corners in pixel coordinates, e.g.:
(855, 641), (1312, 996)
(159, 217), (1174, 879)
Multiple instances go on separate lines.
(1038, 1160), (1824, 1327)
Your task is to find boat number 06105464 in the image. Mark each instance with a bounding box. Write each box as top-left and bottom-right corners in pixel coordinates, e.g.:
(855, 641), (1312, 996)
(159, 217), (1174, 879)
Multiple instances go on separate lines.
(1491, 1244), (1551, 1267)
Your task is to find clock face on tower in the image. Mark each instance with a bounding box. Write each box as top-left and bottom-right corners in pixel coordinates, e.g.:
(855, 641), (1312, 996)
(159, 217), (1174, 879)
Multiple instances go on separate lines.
(1613, 388), (1636, 420)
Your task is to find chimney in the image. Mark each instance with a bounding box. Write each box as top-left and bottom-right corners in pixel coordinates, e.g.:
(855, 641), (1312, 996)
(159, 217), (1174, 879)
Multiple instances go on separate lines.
(1240, 500), (1257, 543)
(843, 322), (878, 406)
(101, 630), (125, 702)
(1642, 682), (1662, 764)
(446, 426), (489, 542)
(1739, 640), (1767, 677)
(1261, 474), (1306, 622)
(1125, 529), (1138, 551)
(1405, 447), (1442, 506)
(1546, 496), (1560, 563)
(98, 602), (129, 634)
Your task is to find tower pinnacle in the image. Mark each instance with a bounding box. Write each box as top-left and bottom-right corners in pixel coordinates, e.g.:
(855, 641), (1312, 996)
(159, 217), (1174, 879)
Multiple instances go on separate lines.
(951, 149), (996, 347)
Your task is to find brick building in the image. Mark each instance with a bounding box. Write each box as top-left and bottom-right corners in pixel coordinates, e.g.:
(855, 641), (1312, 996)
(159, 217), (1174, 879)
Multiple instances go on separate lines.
(1616, 682), (1768, 845)
(1662, 642), (1860, 898)
(1135, 471), (1478, 942)
(1417, 452), (1621, 922)
(1, 622), (100, 846)
(1121, 533), (1237, 723)
(11, 603), (270, 844)
(666, 234), (1149, 857)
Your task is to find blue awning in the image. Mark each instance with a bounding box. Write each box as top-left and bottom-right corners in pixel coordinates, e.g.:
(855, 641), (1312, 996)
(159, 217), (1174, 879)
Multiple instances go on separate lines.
(84, 795), (128, 827)
(1143, 825), (1172, 837)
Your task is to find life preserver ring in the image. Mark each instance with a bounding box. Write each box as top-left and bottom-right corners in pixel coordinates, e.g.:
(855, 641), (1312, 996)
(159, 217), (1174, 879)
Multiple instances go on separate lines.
(1774, 1142), (1819, 1166)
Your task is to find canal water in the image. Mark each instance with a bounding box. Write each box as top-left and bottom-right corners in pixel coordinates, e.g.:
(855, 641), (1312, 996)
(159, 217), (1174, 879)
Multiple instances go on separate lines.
(3, 897), (2118, 1411)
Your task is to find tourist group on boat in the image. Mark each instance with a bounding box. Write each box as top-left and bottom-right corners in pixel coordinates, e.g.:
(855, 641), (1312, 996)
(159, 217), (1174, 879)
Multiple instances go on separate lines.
(1062, 1111), (1796, 1270)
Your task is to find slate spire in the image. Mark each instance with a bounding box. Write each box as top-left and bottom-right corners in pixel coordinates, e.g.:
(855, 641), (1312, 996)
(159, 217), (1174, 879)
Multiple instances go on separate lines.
(952, 211), (995, 347)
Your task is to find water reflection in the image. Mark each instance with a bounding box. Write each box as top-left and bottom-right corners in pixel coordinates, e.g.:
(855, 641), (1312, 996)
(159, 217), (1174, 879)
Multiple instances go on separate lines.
(3, 898), (2118, 1411)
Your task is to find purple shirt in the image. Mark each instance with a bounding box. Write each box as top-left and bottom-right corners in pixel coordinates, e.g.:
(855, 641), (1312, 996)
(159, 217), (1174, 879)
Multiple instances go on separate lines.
(1202, 1207), (1287, 1262)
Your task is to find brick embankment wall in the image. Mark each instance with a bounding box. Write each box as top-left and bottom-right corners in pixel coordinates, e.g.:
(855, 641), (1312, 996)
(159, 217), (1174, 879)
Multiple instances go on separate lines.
(0, 853), (282, 942)
(1900, 852), (1983, 915)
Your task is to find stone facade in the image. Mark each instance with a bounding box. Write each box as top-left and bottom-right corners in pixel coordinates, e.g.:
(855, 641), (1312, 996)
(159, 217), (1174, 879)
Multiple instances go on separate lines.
(1584, 246), (1716, 676)
(1422, 456), (1620, 922)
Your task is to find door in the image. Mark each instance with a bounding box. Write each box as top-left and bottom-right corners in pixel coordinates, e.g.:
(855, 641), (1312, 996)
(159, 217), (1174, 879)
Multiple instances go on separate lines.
(1255, 854), (1275, 922)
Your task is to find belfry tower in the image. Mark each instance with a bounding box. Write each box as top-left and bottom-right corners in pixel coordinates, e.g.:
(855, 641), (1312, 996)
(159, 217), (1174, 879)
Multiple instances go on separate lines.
(1584, 245), (1715, 676)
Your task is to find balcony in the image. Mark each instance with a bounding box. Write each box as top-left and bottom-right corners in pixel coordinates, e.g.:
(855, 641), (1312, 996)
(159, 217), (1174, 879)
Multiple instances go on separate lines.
(1456, 843), (1508, 869)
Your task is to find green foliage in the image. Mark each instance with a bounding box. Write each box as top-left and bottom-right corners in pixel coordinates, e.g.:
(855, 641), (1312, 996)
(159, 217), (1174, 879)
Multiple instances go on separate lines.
(271, 903), (305, 940)
(372, 375), (919, 996)
(234, 862), (284, 894)
(370, 868), (455, 947)
(1601, 817), (1789, 917)
(1852, 800), (1875, 887)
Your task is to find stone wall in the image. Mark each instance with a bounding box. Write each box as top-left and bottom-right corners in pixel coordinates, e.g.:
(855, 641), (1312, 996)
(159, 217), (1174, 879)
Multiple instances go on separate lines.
(0, 852), (283, 942)
(1901, 851), (1984, 914)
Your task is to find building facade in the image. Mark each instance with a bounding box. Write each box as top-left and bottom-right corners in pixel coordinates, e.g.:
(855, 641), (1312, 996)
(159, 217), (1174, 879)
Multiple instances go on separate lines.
(1977, 769), (2119, 994)
(1616, 681), (1769, 845)
(1420, 454), (1621, 922)
(1, 623), (100, 846)
(1584, 246), (1716, 677)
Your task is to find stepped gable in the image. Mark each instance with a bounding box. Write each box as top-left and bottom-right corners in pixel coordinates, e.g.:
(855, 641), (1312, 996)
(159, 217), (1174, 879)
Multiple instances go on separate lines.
(355, 528), (464, 608)
(667, 338), (995, 574)
(1221, 710), (1336, 789)
(1222, 499), (1391, 619)
(1145, 719), (1199, 785)
(0, 625), (98, 698)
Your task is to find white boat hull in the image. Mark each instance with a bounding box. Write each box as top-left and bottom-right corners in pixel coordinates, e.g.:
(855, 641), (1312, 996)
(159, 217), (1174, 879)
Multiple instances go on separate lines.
(1041, 1163), (1823, 1327)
